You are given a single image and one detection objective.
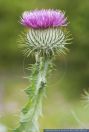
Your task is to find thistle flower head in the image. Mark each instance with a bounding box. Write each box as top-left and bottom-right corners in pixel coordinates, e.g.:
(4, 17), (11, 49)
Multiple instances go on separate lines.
(20, 9), (71, 57)
(21, 9), (68, 29)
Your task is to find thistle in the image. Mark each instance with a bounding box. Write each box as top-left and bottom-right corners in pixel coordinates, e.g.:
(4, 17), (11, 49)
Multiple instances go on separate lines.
(14, 9), (71, 132)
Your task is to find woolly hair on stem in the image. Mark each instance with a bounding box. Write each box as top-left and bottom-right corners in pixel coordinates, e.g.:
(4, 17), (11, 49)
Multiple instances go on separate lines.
(14, 54), (50, 132)
(14, 9), (71, 132)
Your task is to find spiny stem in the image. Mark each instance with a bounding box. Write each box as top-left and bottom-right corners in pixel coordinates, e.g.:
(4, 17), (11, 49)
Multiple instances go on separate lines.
(14, 53), (50, 132)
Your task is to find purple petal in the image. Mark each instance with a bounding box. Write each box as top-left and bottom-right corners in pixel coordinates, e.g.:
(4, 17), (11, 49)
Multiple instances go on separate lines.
(21, 9), (68, 29)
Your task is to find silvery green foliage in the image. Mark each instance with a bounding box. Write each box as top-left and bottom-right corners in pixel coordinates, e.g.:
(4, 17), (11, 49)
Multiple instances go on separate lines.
(14, 55), (50, 132)
(22, 28), (71, 57)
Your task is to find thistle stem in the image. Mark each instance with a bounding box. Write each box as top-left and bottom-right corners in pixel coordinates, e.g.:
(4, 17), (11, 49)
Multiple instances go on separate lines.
(14, 53), (50, 132)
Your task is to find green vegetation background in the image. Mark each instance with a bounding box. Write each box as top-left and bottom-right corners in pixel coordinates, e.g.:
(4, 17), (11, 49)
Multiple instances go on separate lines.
(0, 0), (89, 131)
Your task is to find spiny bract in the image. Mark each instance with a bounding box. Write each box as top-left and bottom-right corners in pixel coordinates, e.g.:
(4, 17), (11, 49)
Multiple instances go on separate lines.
(21, 28), (70, 56)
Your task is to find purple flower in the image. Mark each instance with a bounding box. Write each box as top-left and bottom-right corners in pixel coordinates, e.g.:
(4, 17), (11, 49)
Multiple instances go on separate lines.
(21, 9), (68, 29)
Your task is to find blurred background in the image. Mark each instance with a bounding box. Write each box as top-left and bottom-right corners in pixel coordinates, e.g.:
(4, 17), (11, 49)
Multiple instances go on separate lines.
(0, 0), (89, 131)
